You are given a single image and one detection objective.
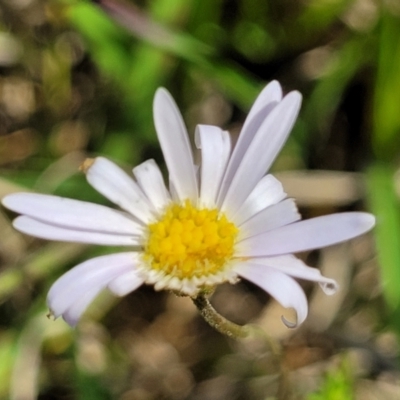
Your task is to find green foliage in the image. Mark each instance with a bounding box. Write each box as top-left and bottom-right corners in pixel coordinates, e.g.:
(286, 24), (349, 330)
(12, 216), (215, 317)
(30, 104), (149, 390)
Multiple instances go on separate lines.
(368, 10), (400, 331)
(367, 164), (400, 322)
(373, 11), (400, 160)
(307, 357), (354, 400)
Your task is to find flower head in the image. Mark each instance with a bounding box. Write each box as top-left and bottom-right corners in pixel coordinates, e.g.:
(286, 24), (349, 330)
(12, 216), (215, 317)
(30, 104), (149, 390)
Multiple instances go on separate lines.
(2, 81), (375, 327)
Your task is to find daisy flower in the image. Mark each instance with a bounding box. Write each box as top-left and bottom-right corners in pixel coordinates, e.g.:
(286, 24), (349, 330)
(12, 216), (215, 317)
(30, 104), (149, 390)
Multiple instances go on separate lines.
(2, 81), (375, 328)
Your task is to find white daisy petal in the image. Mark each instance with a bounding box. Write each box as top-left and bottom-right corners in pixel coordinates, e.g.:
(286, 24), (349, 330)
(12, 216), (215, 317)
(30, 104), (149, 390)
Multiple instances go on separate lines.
(85, 157), (154, 223)
(153, 88), (198, 202)
(220, 91), (302, 217)
(243, 80), (283, 131)
(2, 193), (142, 235)
(238, 199), (300, 240)
(13, 216), (140, 245)
(251, 255), (338, 295)
(234, 262), (308, 327)
(49, 252), (140, 298)
(168, 177), (179, 202)
(195, 125), (231, 208)
(232, 174), (287, 225)
(237, 212), (375, 257)
(47, 253), (139, 323)
(217, 81), (282, 204)
(62, 287), (103, 326)
(133, 159), (170, 212)
(108, 270), (144, 296)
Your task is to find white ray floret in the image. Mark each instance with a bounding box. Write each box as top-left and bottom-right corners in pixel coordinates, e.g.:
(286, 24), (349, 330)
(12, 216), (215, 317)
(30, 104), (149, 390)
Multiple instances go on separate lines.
(132, 159), (171, 212)
(2, 80), (375, 328)
(153, 88), (198, 203)
(218, 90), (302, 217)
(85, 157), (155, 223)
(195, 124), (231, 208)
(3, 193), (142, 235)
(217, 80), (283, 202)
(47, 252), (143, 325)
(13, 216), (141, 245)
(236, 212), (375, 257)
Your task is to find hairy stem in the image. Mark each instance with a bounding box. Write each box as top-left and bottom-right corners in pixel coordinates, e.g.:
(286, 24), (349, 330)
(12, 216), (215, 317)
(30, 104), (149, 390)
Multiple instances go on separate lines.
(192, 292), (250, 339)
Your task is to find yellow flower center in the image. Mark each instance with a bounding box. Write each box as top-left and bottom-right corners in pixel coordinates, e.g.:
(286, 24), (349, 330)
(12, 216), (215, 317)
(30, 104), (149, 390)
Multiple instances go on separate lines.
(143, 201), (238, 280)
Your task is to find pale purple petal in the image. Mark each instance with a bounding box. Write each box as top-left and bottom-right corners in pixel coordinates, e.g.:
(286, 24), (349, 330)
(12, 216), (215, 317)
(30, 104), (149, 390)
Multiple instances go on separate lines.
(231, 174), (287, 226)
(250, 255), (338, 294)
(236, 212), (375, 257)
(62, 287), (103, 326)
(2, 193), (142, 235)
(217, 81), (282, 204)
(242, 81), (283, 131)
(13, 216), (140, 245)
(48, 252), (140, 298)
(108, 270), (143, 296)
(85, 157), (154, 223)
(47, 252), (140, 325)
(133, 159), (170, 212)
(234, 262), (308, 327)
(195, 125), (231, 208)
(153, 88), (198, 202)
(238, 199), (300, 240)
(220, 91), (302, 217)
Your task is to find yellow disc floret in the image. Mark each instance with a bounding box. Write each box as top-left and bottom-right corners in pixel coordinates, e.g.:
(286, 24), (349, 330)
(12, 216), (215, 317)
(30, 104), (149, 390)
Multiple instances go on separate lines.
(142, 201), (238, 292)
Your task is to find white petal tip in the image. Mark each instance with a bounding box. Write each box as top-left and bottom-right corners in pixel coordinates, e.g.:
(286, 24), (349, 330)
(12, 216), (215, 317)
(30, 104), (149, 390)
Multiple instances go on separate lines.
(319, 281), (339, 295)
(155, 87), (168, 95)
(154, 87), (171, 106)
(281, 315), (298, 329)
(63, 315), (78, 327)
(286, 90), (302, 109)
(362, 213), (376, 230)
(2, 194), (12, 208)
(349, 212), (376, 237)
(2, 193), (29, 211)
(268, 80), (281, 89)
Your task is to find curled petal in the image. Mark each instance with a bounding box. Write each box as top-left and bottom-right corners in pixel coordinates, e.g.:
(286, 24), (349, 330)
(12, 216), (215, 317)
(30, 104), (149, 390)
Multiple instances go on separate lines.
(62, 287), (103, 327)
(234, 262), (308, 327)
(250, 255), (338, 295)
(47, 253), (142, 325)
(108, 270), (143, 296)
(237, 212), (375, 257)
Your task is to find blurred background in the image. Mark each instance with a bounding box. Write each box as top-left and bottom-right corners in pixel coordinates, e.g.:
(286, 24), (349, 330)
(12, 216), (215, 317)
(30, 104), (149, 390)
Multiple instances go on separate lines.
(0, 0), (399, 399)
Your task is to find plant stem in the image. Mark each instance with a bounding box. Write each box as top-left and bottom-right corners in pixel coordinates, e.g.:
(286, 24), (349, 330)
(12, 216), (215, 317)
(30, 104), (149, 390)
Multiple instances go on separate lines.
(192, 292), (250, 339)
